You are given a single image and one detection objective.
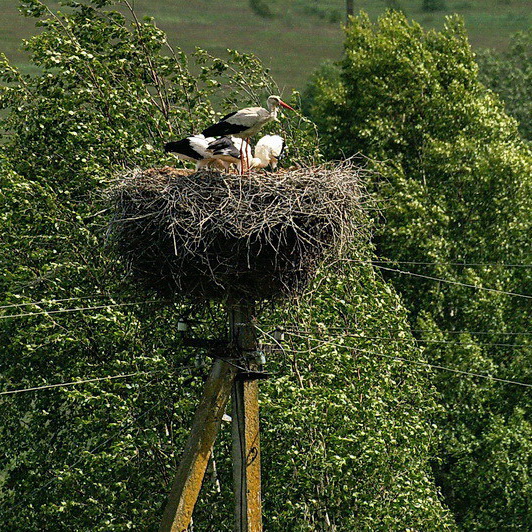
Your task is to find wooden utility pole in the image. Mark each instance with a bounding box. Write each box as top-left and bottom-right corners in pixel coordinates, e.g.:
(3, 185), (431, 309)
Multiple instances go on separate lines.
(159, 358), (237, 532)
(159, 303), (263, 532)
(230, 305), (263, 532)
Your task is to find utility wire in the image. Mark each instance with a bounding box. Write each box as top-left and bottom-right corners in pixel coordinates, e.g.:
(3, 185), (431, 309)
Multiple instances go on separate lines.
(2, 256), (530, 310)
(277, 325), (532, 337)
(1, 260), (529, 312)
(0, 294), (117, 311)
(278, 328), (531, 349)
(281, 330), (532, 389)
(0, 353), (245, 397)
(4, 292), (529, 339)
(361, 262), (532, 300)
(0, 300), (163, 320)
(5, 391), (167, 516)
(0, 371), (156, 396)
(363, 260), (532, 268)
(3, 364), (202, 513)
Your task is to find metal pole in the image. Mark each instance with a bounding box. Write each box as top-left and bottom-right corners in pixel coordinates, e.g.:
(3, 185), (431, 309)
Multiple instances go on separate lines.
(159, 358), (237, 532)
(230, 304), (263, 532)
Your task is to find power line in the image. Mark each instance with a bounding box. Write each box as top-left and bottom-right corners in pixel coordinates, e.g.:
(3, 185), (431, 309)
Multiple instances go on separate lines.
(364, 260), (532, 268)
(278, 328), (531, 349)
(2, 366), (201, 513)
(277, 325), (532, 337)
(0, 353), (245, 397)
(363, 263), (532, 300)
(5, 390), (168, 516)
(0, 300), (163, 320)
(1, 258), (529, 313)
(281, 330), (532, 389)
(407, 328), (532, 337)
(0, 295), (116, 311)
(0, 371), (155, 396)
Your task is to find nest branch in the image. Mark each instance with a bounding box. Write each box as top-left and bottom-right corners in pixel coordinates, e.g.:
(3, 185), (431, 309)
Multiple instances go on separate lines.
(108, 162), (370, 301)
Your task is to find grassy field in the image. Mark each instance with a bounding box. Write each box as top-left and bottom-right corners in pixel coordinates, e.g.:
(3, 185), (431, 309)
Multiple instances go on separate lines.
(1, 0), (531, 90)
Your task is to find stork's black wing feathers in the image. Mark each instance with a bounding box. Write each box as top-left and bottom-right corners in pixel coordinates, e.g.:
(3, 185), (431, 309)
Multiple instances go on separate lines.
(207, 136), (233, 151)
(277, 139), (287, 160)
(207, 137), (240, 159)
(202, 112), (248, 137)
(164, 139), (201, 160)
(220, 111), (238, 122)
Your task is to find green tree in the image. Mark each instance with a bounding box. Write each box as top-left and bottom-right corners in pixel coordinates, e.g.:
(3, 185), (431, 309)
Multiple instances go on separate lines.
(305, 11), (532, 530)
(477, 28), (532, 141)
(1, 1), (452, 530)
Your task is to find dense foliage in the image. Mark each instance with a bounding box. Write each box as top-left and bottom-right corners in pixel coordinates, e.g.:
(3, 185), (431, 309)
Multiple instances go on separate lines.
(305, 11), (532, 530)
(477, 28), (532, 141)
(1, 1), (452, 530)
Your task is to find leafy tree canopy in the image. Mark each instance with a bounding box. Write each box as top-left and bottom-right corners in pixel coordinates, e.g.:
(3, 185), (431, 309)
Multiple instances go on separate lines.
(477, 28), (532, 141)
(304, 10), (532, 530)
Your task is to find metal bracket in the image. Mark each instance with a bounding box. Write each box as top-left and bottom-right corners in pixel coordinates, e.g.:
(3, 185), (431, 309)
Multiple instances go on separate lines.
(182, 337), (229, 350)
(235, 370), (271, 381)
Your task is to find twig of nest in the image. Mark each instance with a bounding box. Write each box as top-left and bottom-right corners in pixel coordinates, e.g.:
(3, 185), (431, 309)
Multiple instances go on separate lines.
(108, 162), (370, 302)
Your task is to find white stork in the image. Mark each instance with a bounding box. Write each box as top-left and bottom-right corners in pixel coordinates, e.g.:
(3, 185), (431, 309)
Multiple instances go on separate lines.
(164, 134), (229, 170)
(249, 135), (286, 170)
(202, 95), (295, 171)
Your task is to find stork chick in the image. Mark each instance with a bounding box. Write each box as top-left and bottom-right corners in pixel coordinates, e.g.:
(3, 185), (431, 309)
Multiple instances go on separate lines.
(250, 135), (286, 170)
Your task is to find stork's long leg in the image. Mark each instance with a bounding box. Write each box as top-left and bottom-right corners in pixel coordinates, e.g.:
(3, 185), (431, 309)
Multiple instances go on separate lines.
(239, 141), (244, 176)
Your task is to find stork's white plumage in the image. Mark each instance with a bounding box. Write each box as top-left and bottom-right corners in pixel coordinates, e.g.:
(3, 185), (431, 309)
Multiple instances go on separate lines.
(164, 134), (228, 170)
(250, 135), (286, 170)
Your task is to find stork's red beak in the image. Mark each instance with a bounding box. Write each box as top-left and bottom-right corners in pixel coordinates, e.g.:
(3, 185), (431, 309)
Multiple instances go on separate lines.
(279, 100), (295, 111)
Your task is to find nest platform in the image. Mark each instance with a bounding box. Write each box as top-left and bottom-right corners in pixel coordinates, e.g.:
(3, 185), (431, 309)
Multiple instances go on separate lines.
(109, 163), (367, 301)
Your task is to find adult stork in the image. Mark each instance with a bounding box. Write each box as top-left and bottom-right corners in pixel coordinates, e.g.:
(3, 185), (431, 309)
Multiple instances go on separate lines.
(164, 134), (229, 171)
(250, 135), (286, 170)
(202, 95), (295, 171)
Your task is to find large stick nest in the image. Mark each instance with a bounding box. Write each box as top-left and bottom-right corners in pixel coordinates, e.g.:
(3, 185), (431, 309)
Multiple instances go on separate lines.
(109, 162), (369, 301)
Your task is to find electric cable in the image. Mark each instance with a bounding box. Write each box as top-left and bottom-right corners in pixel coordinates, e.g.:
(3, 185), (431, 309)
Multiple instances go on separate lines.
(364, 262), (532, 300)
(276, 324), (532, 337)
(276, 328), (531, 349)
(0, 371), (156, 396)
(0, 300), (164, 320)
(281, 330), (532, 389)
(359, 259), (532, 268)
(0, 295), (115, 310)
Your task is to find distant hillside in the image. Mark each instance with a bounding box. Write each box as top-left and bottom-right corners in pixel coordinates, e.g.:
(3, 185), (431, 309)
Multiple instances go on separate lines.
(1, 0), (531, 90)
